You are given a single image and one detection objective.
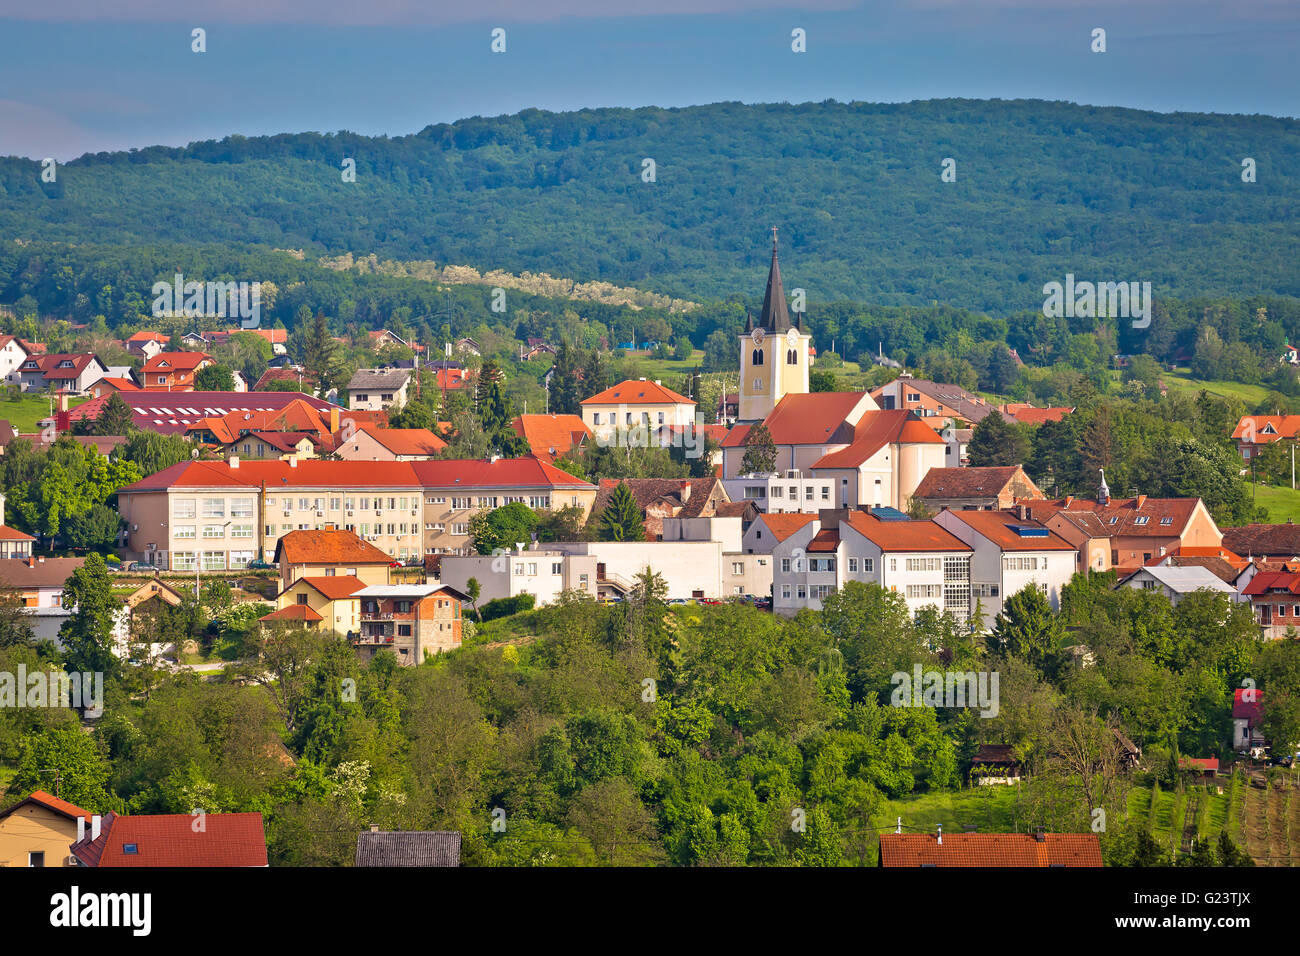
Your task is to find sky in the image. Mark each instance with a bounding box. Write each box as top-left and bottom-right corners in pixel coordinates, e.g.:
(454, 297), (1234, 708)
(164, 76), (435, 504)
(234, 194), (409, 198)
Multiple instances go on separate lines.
(1, 0), (1298, 160)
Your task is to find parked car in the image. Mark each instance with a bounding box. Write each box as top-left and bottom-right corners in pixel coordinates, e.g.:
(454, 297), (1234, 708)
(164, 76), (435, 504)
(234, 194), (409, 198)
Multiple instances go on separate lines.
(245, 559), (276, 570)
(126, 561), (152, 572)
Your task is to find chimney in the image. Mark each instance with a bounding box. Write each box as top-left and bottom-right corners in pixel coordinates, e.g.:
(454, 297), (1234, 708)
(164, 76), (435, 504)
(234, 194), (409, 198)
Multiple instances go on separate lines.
(654, 379), (661, 386)
(228, 455), (239, 468)
(77, 816), (85, 842)
(1034, 827), (1046, 842)
(26, 557), (34, 568)
(936, 824), (942, 845)
(1135, 494), (1147, 510)
(91, 815), (102, 841)
(289, 456), (297, 468)
(330, 407), (340, 433)
(1063, 495), (1074, 508)
(1017, 504), (1028, 521)
(369, 824), (380, 833)
(37, 555), (43, 563)
(895, 817), (902, 834)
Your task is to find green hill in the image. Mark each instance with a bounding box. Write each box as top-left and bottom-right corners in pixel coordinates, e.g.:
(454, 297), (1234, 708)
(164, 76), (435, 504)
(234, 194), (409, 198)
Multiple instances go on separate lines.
(2, 99), (1298, 312)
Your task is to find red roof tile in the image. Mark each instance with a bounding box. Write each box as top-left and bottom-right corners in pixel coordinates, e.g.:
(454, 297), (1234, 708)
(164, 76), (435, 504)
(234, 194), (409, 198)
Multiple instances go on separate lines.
(511, 414), (592, 462)
(294, 575), (366, 600)
(581, 379), (694, 406)
(358, 426), (447, 456)
(752, 512), (819, 542)
(0, 789), (92, 823)
(70, 811), (267, 867)
(260, 604), (324, 622)
(722, 392), (865, 447)
(275, 530), (394, 566)
(1233, 688), (1263, 722)
(141, 351), (212, 373)
(879, 832), (1102, 867)
(844, 512), (972, 553)
(813, 410), (943, 468)
(940, 509), (1076, 551)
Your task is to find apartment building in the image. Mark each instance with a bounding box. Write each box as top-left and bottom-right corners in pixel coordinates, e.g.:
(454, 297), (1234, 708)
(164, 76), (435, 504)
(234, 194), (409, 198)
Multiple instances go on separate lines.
(439, 548), (599, 606)
(933, 508), (1078, 629)
(352, 584), (466, 664)
(116, 457), (597, 569)
(721, 470), (838, 513)
(580, 379), (696, 441)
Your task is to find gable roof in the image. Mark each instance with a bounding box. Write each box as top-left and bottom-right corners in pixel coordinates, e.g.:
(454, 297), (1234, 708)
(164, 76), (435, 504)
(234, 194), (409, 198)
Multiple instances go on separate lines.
(348, 368), (412, 391)
(879, 832), (1102, 867)
(914, 465), (1029, 500)
(723, 391), (866, 447)
(141, 351), (211, 373)
(21, 353), (105, 381)
(1029, 496), (1206, 538)
(274, 530), (394, 566)
(1232, 415), (1300, 444)
(67, 390), (337, 436)
(581, 379), (694, 407)
(0, 789), (91, 824)
(290, 575), (367, 601)
(511, 414), (592, 463)
(358, 426), (447, 457)
(844, 512), (971, 553)
(1222, 523), (1300, 559)
(751, 512), (820, 542)
(1233, 688), (1263, 723)
(0, 556), (85, 589)
(1123, 564), (1236, 594)
(355, 830), (461, 866)
(590, 477), (726, 521)
(812, 410), (943, 469)
(260, 604), (325, 623)
(69, 811), (267, 867)
(1241, 570), (1300, 596)
(940, 509), (1076, 551)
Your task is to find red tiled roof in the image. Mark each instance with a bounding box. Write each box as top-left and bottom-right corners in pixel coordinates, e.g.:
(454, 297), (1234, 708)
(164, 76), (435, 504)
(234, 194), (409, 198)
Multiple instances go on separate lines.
(359, 426), (448, 456)
(581, 379), (694, 406)
(68, 390), (337, 436)
(294, 575), (366, 601)
(127, 331), (170, 343)
(274, 530), (393, 566)
(812, 410), (943, 469)
(21, 353), (103, 380)
(0, 789), (92, 823)
(940, 509), (1076, 551)
(752, 512), (819, 542)
(879, 832), (1102, 867)
(1241, 570), (1300, 596)
(1028, 496), (1204, 538)
(70, 811), (268, 867)
(1232, 415), (1300, 444)
(141, 351), (212, 373)
(260, 604), (324, 623)
(722, 392), (865, 448)
(1004, 406), (1073, 425)
(1222, 524), (1300, 559)
(914, 466), (1024, 499)
(511, 414), (591, 463)
(254, 367), (316, 391)
(806, 528), (840, 552)
(0, 525), (35, 542)
(1233, 688), (1263, 722)
(843, 512), (972, 553)
(1179, 756), (1220, 772)
(410, 458), (592, 489)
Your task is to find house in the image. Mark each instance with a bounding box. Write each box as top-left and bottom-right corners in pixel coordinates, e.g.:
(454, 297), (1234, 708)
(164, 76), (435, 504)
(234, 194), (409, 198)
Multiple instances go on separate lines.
(88, 375), (141, 399)
(112, 577), (186, 658)
(1233, 689), (1266, 754)
(348, 368), (413, 412)
(254, 366), (316, 392)
(588, 477), (731, 541)
(1239, 570), (1300, 639)
(721, 393), (947, 511)
(0, 335), (31, 386)
(434, 367), (472, 392)
(878, 830), (1102, 867)
(1118, 565), (1236, 605)
(1222, 522), (1300, 562)
(66, 390), (338, 436)
(970, 744), (1022, 785)
(912, 465), (1045, 513)
(1025, 476), (1223, 574)
(511, 413), (591, 464)
(522, 339), (556, 361)
(0, 494), (35, 559)
(355, 828), (461, 867)
(741, 511), (820, 555)
(439, 548), (599, 606)
(1178, 756), (1220, 778)
(944, 427), (973, 467)
(455, 337), (481, 357)
(186, 399), (352, 456)
(0, 557), (84, 641)
(721, 470), (838, 513)
(546, 540), (738, 601)
(139, 351), (214, 391)
(717, 392), (739, 425)
(69, 811), (268, 867)
(1143, 545), (1249, 584)
(999, 404), (1074, 426)
(868, 375), (996, 429)
(262, 575), (365, 633)
(334, 426), (448, 461)
(1231, 414), (1300, 461)
(273, 529), (394, 590)
(352, 584), (466, 663)
(367, 329), (411, 351)
(218, 432), (317, 461)
(933, 508), (1078, 629)
(17, 353), (109, 394)
(0, 790), (92, 867)
(125, 331), (170, 360)
(580, 378), (696, 441)
(661, 511), (771, 596)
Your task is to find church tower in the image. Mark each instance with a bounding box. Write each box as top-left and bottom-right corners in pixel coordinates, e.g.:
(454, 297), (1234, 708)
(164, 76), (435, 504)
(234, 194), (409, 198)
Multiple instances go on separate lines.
(739, 229), (811, 422)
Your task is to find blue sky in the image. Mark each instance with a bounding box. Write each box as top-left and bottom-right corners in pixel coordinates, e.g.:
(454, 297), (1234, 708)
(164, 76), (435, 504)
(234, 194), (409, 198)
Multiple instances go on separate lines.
(1, 0), (1297, 160)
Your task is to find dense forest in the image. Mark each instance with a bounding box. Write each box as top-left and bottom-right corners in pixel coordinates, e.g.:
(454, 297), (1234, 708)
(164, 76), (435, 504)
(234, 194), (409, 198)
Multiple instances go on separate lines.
(2, 99), (1298, 310)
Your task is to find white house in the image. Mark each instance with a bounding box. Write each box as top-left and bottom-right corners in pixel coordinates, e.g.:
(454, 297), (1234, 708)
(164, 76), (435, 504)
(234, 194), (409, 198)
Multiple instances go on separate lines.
(1118, 564), (1235, 606)
(721, 470), (838, 513)
(0, 335), (30, 386)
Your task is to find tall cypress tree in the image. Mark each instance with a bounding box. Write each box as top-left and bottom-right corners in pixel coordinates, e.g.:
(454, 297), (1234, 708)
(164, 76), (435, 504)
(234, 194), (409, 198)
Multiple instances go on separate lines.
(598, 483), (646, 541)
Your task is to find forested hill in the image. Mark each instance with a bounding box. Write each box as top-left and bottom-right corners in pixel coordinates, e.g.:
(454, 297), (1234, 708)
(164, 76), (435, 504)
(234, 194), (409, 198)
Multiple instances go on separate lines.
(2, 99), (1298, 312)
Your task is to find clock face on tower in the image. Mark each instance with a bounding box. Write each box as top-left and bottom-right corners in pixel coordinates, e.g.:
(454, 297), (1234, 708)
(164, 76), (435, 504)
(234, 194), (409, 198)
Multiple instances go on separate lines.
(751, 327), (765, 345)
(786, 328), (798, 346)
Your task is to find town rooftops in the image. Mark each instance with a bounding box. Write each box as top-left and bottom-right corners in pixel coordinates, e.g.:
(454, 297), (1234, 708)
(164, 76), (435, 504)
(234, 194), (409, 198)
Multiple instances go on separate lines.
(1124, 564), (1236, 595)
(581, 378), (694, 406)
(69, 811), (268, 867)
(751, 512), (820, 542)
(357, 426), (447, 456)
(0, 556), (85, 589)
(1223, 523), (1300, 559)
(878, 831), (1102, 867)
(843, 512), (971, 553)
(723, 391), (866, 447)
(939, 509), (1075, 551)
(591, 477), (724, 520)
(1241, 570), (1300, 597)
(274, 530), (394, 566)
(870, 378), (996, 425)
(1029, 495), (1205, 537)
(913, 465), (1040, 500)
(812, 410), (944, 468)
(260, 604), (325, 623)
(347, 368), (412, 391)
(0, 789), (91, 824)
(141, 351), (211, 372)
(67, 390), (337, 435)
(355, 830), (461, 867)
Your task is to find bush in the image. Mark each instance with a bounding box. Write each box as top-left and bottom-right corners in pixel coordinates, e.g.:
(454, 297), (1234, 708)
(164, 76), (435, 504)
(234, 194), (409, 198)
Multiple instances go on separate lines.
(479, 593), (537, 622)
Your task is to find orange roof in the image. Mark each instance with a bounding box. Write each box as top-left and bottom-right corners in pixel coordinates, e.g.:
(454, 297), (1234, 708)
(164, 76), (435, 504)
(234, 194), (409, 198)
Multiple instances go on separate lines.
(511, 414), (592, 463)
(70, 811), (267, 867)
(753, 512), (819, 542)
(127, 331), (170, 343)
(274, 530), (393, 566)
(843, 512), (972, 553)
(358, 426), (447, 456)
(581, 379), (694, 406)
(879, 832), (1102, 867)
(939, 509), (1076, 551)
(1005, 405), (1073, 425)
(1233, 415), (1300, 444)
(807, 528), (840, 552)
(293, 575), (367, 601)
(260, 605), (324, 623)
(0, 524), (35, 542)
(141, 351), (212, 373)
(722, 392), (865, 447)
(813, 410), (943, 469)
(0, 789), (92, 823)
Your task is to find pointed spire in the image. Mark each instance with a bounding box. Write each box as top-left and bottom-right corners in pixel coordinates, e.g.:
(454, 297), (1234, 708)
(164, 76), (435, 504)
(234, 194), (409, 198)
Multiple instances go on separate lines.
(1097, 468), (1110, 506)
(758, 228), (793, 332)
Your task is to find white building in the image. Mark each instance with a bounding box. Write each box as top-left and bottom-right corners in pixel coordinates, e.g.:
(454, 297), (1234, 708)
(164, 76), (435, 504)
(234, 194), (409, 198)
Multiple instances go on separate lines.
(721, 470), (838, 513)
(933, 508), (1079, 630)
(438, 548), (598, 606)
(1118, 565), (1235, 606)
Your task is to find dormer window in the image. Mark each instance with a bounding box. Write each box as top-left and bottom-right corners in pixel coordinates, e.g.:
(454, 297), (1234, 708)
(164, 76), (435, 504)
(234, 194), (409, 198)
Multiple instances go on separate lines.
(1134, 516), (1149, 525)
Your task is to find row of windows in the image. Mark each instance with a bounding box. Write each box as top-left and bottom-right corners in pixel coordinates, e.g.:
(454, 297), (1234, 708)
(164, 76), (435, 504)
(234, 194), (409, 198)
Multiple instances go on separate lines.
(591, 412), (668, 426)
(171, 551), (255, 571)
(177, 494), (562, 516)
(750, 349), (801, 365)
(174, 525), (254, 539)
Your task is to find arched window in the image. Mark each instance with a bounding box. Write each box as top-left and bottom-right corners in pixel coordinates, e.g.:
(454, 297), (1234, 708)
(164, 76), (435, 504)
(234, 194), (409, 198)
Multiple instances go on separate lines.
(751, 348), (764, 366)
(786, 349), (797, 364)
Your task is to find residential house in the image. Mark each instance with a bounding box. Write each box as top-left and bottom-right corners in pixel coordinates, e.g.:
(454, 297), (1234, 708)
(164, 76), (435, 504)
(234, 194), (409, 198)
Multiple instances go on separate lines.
(139, 351), (214, 391)
(545, 540), (736, 600)
(1144, 545), (1249, 585)
(367, 329), (413, 351)
(218, 432), (316, 460)
(661, 512), (771, 597)
(1231, 414), (1300, 461)
(262, 575), (365, 633)
(69, 811), (268, 867)
(580, 378), (696, 442)
(88, 375), (141, 399)
(970, 744), (1023, 785)
(125, 331), (170, 360)
(0, 557), (84, 641)
(186, 399), (352, 456)
(511, 413), (591, 464)
(348, 368), (412, 412)
(0, 335), (30, 386)
(352, 584), (466, 663)
(867, 375), (996, 429)
(878, 831), (1102, 867)
(1233, 688), (1267, 754)
(273, 529), (395, 590)
(1118, 565), (1236, 606)
(945, 427), (972, 467)
(999, 404), (1074, 426)
(112, 577), (186, 658)
(912, 465), (1045, 513)
(0, 791), (92, 867)
(933, 508), (1078, 629)
(17, 353), (109, 394)
(1240, 570), (1300, 639)
(720, 393), (946, 511)
(587, 477), (731, 540)
(254, 366), (316, 392)
(0, 494), (35, 559)
(455, 337), (481, 357)
(334, 426), (448, 461)
(740, 511), (820, 555)
(355, 829), (461, 867)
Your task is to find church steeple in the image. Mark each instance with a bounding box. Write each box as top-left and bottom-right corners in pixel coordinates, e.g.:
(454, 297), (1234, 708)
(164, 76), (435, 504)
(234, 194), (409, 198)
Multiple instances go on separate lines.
(757, 227), (793, 332)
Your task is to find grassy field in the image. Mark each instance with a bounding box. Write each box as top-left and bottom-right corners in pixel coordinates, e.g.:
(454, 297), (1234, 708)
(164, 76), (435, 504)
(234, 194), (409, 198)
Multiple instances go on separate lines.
(1247, 484), (1300, 523)
(0, 393), (89, 432)
(1161, 369), (1272, 407)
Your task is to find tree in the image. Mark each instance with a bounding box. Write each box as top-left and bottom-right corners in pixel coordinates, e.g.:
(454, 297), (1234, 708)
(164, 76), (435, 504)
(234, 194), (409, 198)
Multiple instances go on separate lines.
(195, 364), (237, 391)
(475, 359), (509, 434)
(116, 430), (196, 477)
(740, 422), (777, 475)
(468, 502), (539, 555)
(94, 392), (136, 435)
(967, 410), (1030, 467)
(0, 591), (35, 648)
(989, 584), (1062, 679)
(810, 369), (837, 392)
(58, 552), (122, 678)
(597, 483), (645, 541)
(10, 726), (117, 811)
(536, 504), (585, 542)
(465, 578), (482, 622)
(64, 502), (122, 551)
(299, 310), (340, 394)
